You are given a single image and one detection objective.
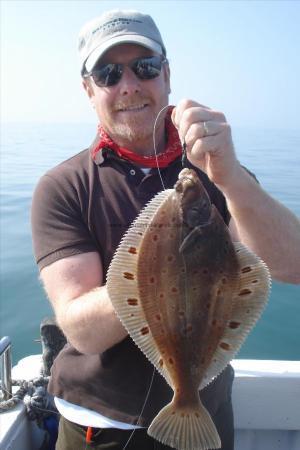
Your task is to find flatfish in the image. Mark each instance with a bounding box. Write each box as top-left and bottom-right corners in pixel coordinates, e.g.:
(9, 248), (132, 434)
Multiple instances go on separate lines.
(106, 168), (271, 450)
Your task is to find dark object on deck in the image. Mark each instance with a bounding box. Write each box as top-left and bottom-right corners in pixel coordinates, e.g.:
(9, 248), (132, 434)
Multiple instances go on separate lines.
(40, 318), (67, 376)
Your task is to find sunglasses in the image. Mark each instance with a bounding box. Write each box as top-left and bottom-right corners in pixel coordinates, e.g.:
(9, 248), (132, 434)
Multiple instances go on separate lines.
(83, 55), (168, 87)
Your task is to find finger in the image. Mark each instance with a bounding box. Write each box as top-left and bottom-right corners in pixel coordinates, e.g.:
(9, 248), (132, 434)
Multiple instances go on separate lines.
(188, 130), (229, 160)
(179, 109), (226, 141)
(172, 99), (211, 129)
(185, 121), (226, 147)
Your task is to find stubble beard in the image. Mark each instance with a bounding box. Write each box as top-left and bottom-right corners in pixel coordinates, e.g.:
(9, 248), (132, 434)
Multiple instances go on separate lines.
(112, 119), (154, 149)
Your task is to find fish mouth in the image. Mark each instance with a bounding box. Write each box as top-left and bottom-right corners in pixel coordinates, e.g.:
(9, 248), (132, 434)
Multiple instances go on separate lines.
(175, 169), (199, 192)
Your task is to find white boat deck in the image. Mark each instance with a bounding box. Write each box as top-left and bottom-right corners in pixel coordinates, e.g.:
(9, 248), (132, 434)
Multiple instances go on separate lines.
(231, 359), (300, 450)
(1, 356), (300, 450)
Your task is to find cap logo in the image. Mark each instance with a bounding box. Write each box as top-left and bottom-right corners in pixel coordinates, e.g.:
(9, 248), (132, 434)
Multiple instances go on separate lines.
(92, 17), (142, 36)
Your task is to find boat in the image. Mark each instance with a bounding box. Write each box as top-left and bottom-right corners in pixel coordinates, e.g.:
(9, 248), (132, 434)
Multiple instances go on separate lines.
(1, 335), (300, 450)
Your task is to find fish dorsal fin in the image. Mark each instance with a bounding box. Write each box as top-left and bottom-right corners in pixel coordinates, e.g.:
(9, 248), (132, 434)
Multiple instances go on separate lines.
(200, 241), (271, 389)
(106, 189), (174, 387)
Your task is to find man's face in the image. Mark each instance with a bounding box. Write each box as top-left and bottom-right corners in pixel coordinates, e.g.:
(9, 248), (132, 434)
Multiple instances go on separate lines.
(83, 43), (170, 153)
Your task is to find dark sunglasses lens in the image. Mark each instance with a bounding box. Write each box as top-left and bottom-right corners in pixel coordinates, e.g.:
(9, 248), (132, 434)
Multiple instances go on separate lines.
(133, 57), (163, 80)
(92, 63), (122, 87)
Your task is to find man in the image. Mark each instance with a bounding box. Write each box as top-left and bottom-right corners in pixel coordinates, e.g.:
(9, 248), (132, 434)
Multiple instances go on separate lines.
(31, 9), (300, 450)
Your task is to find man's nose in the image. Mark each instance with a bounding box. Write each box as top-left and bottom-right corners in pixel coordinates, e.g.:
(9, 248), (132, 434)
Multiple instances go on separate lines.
(118, 67), (141, 96)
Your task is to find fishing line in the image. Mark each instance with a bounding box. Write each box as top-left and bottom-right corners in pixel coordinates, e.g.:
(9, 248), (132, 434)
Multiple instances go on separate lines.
(152, 104), (188, 192)
(152, 104), (170, 191)
(120, 104), (175, 449)
(122, 365), (156, 450)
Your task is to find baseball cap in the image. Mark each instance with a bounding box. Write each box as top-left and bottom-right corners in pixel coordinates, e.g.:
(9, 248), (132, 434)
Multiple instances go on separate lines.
(78, 9), (166, 74)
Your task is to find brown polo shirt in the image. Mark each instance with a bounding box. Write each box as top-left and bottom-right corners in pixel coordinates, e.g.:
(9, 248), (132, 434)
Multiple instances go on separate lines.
(31, 139), (233, 426)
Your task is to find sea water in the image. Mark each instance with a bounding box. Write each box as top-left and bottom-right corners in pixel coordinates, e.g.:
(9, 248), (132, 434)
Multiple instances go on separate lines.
(0, 123), (299, 363)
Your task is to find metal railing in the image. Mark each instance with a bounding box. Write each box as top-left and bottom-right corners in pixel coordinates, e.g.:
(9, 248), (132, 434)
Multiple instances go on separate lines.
(0, 336), (12, 400)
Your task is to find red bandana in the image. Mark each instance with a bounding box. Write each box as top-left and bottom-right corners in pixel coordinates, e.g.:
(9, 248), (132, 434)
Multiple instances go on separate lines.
(91, 106), (182, 168)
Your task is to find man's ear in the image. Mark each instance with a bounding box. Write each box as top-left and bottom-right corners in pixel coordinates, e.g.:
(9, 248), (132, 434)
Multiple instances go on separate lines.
(164, 63), (171, 94)
(82, 78), (96, 109)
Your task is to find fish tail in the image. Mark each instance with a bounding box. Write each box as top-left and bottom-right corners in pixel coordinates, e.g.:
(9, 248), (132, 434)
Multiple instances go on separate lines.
(148, 399), (221, 450)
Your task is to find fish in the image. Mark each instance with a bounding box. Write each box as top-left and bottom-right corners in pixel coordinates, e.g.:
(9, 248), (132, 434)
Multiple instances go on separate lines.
(106, 168), (271, 450)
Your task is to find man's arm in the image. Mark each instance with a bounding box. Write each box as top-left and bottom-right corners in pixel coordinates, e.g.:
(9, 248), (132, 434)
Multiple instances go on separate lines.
(225, 167), (300, 283)
(172, 99), (300, 284)
(41, 251), (128, 354)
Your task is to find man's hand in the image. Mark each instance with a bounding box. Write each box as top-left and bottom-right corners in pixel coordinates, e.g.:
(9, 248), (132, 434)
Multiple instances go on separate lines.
(172, 99), (240, 188)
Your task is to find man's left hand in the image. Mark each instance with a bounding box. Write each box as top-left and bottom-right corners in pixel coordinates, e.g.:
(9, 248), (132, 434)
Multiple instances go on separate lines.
(172, 99), (240, 188)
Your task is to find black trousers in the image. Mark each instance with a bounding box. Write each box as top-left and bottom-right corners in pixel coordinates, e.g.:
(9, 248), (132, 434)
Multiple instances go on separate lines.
(55, 399), (234, 450)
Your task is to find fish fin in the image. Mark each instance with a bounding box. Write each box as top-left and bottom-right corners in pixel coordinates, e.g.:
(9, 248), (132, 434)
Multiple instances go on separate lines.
(200, 242), (271, 389)
(179, 225), (203, 253)
(107, 189), (174, 387)
(148, 399), (221, 450)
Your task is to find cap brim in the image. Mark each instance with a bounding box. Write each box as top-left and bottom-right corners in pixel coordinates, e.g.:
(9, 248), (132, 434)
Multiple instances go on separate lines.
(85, 35), (163, 72)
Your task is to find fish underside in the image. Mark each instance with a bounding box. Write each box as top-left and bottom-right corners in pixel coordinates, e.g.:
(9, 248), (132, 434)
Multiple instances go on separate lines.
(107, 168), (271, 450)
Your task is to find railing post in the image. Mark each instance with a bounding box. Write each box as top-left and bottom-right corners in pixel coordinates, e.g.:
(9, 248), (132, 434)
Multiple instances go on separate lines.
(0, 336), (12, 400)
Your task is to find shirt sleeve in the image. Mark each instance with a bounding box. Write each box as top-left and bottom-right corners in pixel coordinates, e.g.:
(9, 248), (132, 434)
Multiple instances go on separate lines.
(31, 173), (97, 271)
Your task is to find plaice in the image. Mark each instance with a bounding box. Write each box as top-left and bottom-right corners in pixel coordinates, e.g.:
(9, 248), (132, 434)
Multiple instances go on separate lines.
(107, 168), (271, 450)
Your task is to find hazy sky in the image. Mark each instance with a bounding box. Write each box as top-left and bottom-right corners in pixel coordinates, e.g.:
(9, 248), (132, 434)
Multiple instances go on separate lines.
(2, 0), (300, 129)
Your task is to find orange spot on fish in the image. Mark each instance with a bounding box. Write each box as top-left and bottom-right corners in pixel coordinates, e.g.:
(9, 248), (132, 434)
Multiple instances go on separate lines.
(127, 298), (138, 306)
(171, 287), (178, 293)
(159, 358), (164, 367)
(169, 357), (174, 365)
(239, 288), (252, 296)
(153, 235), (158, 241)
(155, 314), (162, 321)
(242, 266), (252, 273)
(167, 255), (174, 262)
(140, 326), (149, 335)
(181, 413), (185, 417)
(252, 279), (258, 284)
(195, 412), (200, 417)
(159, 293), (165, 299)
(220, 342), (230, 351)
(229, 321), (240, 329)
(123, 272), (134, 280)
(149, 277), (155, 284)
(128, 247), (137, 254)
